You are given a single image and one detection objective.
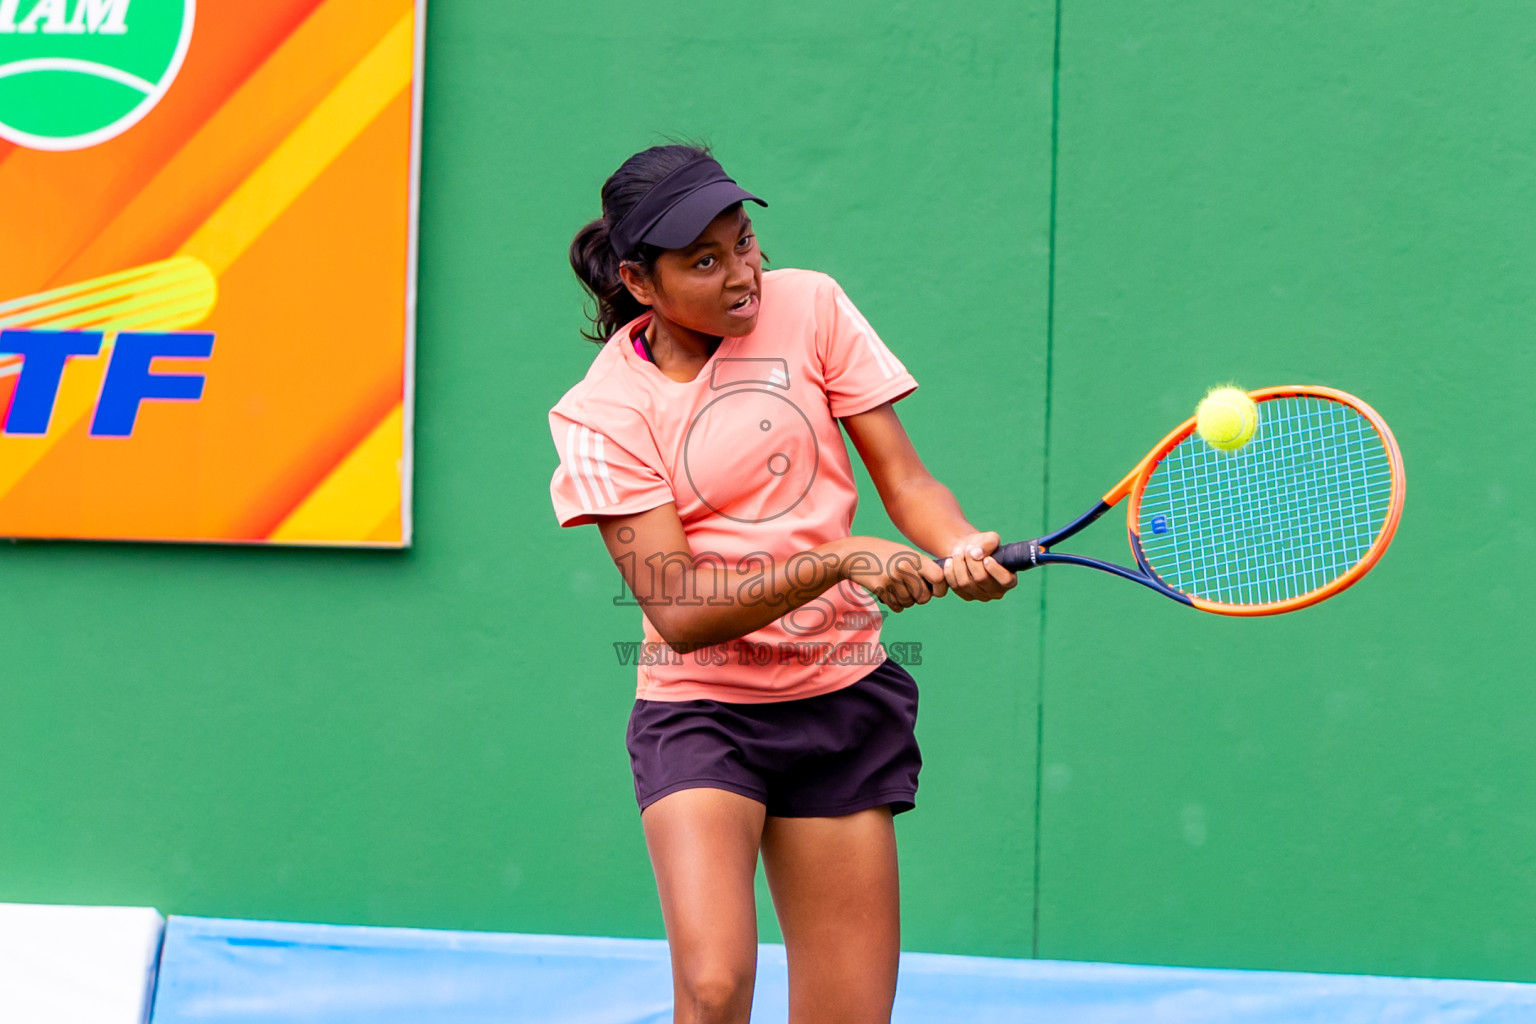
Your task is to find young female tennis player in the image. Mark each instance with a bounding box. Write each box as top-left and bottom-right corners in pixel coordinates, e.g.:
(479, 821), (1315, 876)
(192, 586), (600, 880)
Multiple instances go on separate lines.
(550, 145), (1016, 1024)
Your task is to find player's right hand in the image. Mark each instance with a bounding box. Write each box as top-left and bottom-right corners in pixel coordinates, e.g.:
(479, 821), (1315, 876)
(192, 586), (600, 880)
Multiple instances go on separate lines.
(837, 537), (948, 612)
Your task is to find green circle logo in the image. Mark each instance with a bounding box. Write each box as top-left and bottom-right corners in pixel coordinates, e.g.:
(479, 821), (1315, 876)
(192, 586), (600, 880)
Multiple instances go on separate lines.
(0, 0), (194, 151)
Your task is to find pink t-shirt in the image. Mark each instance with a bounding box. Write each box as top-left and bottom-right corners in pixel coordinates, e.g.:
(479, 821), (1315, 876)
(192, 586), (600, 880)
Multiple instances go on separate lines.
(549, 268), (919, 703)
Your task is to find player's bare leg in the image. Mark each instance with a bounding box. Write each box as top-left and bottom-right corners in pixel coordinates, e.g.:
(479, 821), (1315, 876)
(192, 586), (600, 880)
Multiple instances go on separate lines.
(643, 788), (767, 1024)
(760, 807), (901, 1024)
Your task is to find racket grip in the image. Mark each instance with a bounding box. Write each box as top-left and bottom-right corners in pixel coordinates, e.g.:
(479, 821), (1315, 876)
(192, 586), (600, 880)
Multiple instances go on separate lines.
(991, 540), (1041, 572)
(934, 540), (1042, 573)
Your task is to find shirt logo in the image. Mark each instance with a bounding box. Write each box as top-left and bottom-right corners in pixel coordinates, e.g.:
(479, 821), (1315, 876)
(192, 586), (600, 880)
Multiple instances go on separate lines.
(0, 0), (195, 151)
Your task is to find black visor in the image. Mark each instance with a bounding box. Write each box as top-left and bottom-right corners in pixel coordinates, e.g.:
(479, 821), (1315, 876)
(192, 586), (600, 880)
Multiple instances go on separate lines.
(609, 156), (767, 258)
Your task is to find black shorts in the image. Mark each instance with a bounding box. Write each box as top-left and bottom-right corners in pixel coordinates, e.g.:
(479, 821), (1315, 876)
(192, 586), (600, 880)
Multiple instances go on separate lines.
(626, 658), (921, 818)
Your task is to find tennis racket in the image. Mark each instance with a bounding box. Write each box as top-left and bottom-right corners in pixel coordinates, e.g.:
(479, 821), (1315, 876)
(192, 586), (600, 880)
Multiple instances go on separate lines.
(952, 386), (1405, 616)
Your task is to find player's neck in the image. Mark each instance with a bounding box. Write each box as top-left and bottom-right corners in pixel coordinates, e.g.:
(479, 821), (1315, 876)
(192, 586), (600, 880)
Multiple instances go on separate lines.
(646, 315), (721, 384)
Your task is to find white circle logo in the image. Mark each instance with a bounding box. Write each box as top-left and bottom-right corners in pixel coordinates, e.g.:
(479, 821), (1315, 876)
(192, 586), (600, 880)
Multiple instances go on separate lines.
(0, 0), (194, 151)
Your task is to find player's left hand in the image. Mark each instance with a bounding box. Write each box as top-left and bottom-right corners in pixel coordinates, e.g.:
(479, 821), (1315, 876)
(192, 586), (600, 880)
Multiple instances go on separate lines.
(943, 531), (1018, 601)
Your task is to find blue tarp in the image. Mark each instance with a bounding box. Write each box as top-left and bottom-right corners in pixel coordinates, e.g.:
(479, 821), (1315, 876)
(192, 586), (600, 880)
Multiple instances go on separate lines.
(150, 915), (1536, 1023)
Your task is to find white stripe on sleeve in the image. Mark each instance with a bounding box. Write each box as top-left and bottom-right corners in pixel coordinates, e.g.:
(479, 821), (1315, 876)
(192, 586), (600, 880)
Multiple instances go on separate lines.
(836, 293), (900, 379)
(591, 431), (620, 504)
(565, 423), (594, 512)
(578, 427), (609, 509)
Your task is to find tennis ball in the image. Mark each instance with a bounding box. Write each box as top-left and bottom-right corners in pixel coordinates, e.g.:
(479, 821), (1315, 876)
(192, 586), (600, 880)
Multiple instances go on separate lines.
(1195, 387), (1258, 451)
(0, 0), (194, 152)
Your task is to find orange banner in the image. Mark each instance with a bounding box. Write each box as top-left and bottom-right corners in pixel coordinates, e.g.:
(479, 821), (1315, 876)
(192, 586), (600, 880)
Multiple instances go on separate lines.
(0, 0), (421, 545)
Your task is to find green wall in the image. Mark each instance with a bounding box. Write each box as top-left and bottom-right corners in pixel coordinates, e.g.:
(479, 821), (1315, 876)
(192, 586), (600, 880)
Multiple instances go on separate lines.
(1038, 2), (1536, 981)
(2, 0), (1532, 982)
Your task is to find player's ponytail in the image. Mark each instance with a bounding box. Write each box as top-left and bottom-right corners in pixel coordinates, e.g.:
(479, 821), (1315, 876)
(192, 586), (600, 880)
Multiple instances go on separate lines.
(569, 217), (640, 344)
(570, 143), (713, 344)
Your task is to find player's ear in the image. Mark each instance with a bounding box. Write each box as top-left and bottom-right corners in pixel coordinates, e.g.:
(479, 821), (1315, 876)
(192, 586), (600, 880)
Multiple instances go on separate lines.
(618, 262), (657, 306)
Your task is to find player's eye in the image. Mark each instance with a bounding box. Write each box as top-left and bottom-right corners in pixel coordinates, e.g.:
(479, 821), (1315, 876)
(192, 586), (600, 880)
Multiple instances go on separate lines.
(737, 233), (755, 249)
(694, 254), (716, 269)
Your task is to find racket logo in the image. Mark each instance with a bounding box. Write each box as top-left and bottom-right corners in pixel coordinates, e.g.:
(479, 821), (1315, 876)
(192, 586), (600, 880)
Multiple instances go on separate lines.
(1149, 514), (1169, 535)
(0, 0), (196, 152)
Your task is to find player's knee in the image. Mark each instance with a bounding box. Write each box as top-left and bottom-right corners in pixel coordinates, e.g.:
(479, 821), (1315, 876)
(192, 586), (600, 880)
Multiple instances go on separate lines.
(680, 965), (753, 1022)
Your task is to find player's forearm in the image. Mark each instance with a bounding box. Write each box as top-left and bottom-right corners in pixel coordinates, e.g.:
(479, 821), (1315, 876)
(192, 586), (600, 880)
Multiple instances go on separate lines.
(637, 539), (857, 651)
(881, 475), (978, 556)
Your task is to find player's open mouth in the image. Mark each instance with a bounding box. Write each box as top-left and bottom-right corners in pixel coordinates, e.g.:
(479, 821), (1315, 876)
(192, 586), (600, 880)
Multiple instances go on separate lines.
(726, 292), (758, 318)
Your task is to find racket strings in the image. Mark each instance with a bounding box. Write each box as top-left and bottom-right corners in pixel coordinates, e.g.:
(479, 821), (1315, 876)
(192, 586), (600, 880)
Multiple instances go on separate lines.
(1136, 397), (1393, 606)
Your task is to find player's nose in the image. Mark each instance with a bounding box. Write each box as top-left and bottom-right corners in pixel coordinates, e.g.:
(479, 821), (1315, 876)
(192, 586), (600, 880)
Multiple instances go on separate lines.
(724, 251), (755, 290)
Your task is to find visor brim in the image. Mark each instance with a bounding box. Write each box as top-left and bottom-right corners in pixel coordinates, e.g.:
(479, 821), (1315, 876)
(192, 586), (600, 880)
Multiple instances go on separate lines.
(641, 181), (767, 250)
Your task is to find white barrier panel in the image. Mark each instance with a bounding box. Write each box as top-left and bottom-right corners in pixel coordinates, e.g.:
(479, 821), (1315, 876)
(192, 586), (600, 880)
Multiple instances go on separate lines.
(0, 904), (164, 1024)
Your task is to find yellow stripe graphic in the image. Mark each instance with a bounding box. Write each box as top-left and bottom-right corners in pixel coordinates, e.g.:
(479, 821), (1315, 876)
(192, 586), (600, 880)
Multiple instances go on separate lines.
(0, 257), (216, 333)
(269, 403), (404, 545)
(179, 11), (414, 276)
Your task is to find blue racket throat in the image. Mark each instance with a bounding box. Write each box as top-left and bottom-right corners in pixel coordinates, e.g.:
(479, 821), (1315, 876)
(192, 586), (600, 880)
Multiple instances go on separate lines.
(990, 504), (1195, 606)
